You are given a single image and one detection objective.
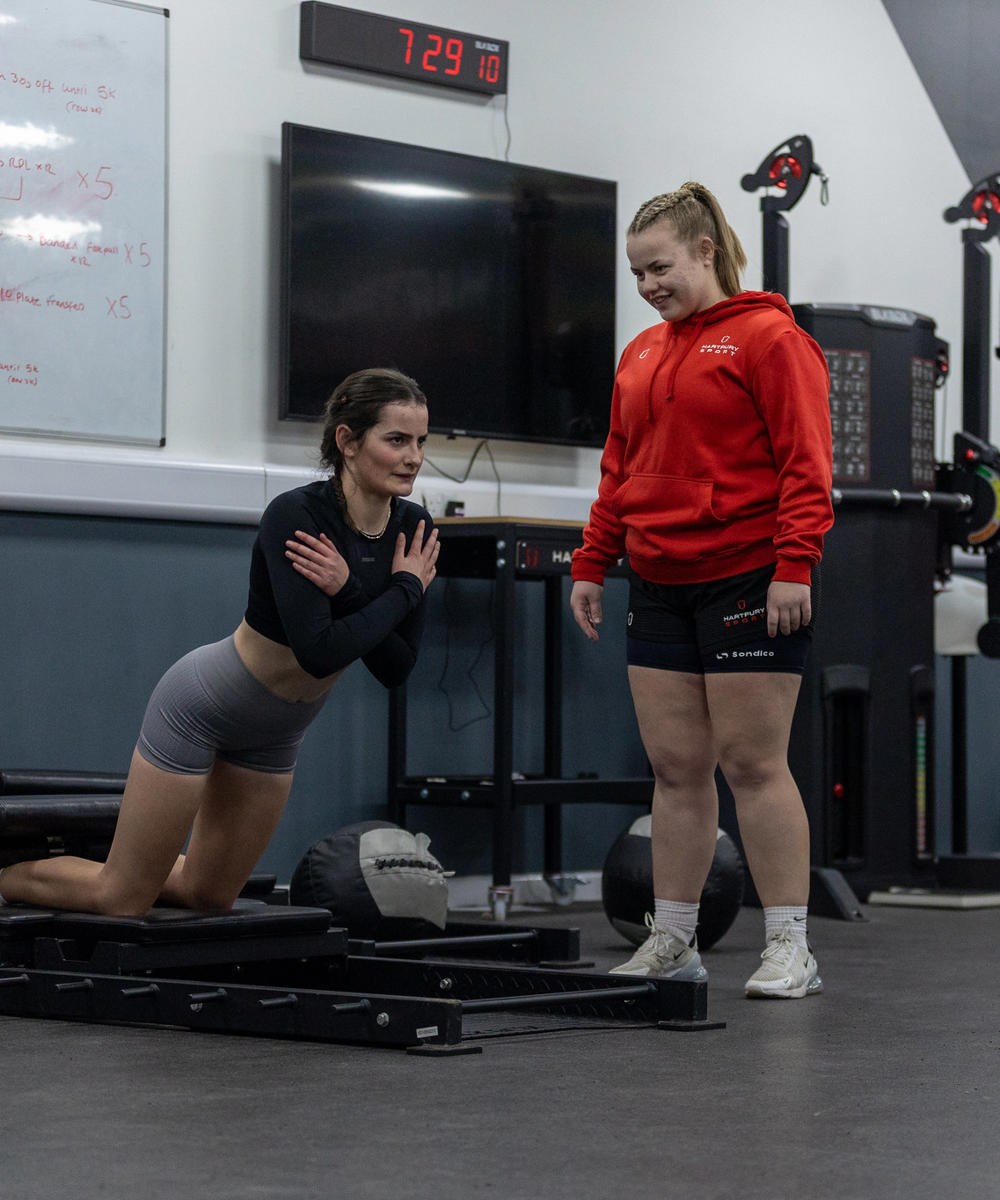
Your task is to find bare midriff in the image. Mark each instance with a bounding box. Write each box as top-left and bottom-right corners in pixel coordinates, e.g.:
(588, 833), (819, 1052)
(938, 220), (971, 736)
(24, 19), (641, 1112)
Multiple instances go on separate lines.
(233, 619), (344, 703)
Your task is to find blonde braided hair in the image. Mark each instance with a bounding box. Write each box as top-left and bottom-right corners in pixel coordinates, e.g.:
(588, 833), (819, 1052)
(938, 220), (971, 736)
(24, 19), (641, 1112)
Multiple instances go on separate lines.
(628, 182), (747, 297)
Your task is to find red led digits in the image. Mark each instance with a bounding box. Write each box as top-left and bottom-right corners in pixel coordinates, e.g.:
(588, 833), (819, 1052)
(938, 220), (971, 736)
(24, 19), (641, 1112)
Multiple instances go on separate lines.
(401, 27), (462, 76)
(478, 53), (500, 83)
(444, 39), (462, 75)
(422, 33), (442, 71)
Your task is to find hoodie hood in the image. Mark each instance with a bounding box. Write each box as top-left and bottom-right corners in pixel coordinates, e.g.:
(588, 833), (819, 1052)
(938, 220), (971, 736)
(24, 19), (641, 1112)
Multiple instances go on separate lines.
(639, 291), (796, 420)
(683, 291), (795, 325)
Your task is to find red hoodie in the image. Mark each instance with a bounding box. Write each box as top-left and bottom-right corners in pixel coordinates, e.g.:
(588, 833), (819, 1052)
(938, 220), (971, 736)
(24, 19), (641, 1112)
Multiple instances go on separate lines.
(572, 292), (834, 588)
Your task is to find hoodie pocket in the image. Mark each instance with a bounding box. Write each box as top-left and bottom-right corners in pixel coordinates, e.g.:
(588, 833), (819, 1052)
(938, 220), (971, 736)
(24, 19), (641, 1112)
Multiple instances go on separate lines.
(613, 473), (724, 562)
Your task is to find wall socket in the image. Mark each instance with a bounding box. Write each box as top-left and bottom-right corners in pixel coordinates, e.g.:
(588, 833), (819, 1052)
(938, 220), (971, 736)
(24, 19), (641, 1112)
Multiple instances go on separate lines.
(421, 492), (448, 517)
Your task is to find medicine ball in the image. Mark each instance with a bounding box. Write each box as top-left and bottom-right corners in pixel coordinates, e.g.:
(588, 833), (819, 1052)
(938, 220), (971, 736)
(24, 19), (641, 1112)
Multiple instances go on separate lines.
(289, 820), (451, 939)
(601, 815), (745, 951)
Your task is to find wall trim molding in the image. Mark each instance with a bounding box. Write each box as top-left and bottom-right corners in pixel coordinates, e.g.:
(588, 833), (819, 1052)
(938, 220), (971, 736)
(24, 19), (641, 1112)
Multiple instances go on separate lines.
(0, 448), (596, 525)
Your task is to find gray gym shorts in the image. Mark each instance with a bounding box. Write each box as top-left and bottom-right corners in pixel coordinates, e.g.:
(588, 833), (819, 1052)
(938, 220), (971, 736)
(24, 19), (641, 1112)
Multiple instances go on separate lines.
(136, 635), (327, 775)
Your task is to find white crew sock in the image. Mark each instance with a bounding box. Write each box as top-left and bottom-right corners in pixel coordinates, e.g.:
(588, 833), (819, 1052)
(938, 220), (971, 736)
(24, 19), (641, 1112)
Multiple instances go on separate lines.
(653, 898), (699, 945)
(764, 905), (808, 948)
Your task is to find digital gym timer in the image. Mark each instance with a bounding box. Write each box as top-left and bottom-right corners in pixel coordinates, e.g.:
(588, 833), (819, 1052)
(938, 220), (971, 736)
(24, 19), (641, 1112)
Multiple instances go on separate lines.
(299, 2), (509, 96)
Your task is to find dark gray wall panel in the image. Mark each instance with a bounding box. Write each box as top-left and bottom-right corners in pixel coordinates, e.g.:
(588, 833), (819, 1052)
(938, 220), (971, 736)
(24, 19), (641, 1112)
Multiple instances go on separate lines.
(882, 0), (1000, 183)
(1, 511), (648, 882)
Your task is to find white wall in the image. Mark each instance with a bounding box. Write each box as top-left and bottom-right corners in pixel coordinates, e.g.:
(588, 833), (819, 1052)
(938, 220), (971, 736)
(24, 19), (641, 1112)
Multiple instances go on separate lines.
(0, 0), (988, 519)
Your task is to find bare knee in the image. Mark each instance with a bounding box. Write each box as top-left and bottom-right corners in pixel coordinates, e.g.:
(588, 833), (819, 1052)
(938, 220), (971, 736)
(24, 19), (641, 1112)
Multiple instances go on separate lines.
(648, 745), (715, 793)
(186, 889), (238, 913)
(91, 870), (161, 918)
(719, 747), (789, 796)
(91, 883), (158, 918)
(177, 878), (241, 913)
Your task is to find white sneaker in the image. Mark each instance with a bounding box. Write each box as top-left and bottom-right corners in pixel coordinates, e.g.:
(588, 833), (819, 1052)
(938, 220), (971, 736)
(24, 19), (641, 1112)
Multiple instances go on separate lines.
(745, 924), (823, 999)
(609, 913), (707, 981)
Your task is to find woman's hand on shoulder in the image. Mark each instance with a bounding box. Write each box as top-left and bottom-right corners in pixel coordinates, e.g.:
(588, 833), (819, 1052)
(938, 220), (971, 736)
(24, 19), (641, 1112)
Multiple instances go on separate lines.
(285, 530), (350, 597)
(393, 520), (440, 592)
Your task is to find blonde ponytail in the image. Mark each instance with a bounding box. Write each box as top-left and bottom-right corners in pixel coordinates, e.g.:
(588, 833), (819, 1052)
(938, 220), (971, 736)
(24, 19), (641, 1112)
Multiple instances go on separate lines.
(628, 182), (747, 297)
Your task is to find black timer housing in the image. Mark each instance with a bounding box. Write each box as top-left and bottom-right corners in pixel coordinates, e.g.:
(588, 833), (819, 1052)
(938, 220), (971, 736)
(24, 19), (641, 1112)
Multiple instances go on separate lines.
(300, 1), (508, 95)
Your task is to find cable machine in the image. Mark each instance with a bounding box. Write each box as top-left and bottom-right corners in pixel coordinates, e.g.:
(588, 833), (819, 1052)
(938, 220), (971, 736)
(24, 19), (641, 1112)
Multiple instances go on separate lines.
(739, 137), (1000, 908)
(935, 174), (1000, 885)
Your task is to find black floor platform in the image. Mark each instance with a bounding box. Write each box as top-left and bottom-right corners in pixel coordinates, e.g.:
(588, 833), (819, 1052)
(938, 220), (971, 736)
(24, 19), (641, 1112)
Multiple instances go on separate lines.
(0, 899), (723, 1052)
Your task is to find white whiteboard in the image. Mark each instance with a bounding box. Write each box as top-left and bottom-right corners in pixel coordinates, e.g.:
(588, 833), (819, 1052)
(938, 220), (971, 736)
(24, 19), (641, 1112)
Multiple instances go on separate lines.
(0, 0), (167, 445)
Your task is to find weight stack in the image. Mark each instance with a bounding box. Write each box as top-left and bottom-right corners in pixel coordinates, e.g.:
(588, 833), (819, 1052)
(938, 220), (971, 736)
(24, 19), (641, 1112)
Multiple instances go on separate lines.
(788, 304), (947, 898)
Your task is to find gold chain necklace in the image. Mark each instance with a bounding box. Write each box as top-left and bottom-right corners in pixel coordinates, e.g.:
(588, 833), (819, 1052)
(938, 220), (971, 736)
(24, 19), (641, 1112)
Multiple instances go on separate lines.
(353, 510), (391, 540)
(333, 478), (390, 540)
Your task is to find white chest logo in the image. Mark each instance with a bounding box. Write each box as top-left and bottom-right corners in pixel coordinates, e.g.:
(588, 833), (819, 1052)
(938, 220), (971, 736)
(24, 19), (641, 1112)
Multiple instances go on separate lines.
(699, 335), (739, 357)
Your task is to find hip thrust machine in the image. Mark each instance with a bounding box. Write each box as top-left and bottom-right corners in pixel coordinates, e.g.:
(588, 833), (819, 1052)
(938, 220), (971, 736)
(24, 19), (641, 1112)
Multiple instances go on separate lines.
(0, 771), (724, 1053)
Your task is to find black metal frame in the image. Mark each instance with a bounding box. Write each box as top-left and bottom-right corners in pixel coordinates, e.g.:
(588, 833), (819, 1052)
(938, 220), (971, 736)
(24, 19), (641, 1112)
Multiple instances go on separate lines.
(349, 920), (585, 967)
(387, 520), (652, 911)
(0, 903), (725, 1054)
(937, 175), (1000, 882)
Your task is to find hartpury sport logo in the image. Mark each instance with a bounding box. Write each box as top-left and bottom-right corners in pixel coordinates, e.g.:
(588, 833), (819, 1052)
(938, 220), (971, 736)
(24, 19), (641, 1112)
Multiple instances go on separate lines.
(699, 334), (739, 357)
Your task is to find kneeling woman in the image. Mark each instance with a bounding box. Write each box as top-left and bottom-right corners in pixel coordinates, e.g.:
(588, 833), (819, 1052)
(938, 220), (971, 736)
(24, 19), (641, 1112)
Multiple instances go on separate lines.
(0, 368), (440, 916)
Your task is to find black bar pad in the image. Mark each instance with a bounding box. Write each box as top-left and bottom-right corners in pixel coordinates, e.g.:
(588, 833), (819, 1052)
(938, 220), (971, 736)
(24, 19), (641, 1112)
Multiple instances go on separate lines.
(0, 907), (59, 934)
(0, 770), (128, 796)
(50, 901), (334, 944)
(0, 902), (334, 947)
(0, 795), (122, 837)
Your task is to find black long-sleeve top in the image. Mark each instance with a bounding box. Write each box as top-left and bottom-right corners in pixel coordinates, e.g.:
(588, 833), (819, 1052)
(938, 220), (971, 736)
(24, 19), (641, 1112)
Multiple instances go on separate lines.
(244, 480), (433, 686)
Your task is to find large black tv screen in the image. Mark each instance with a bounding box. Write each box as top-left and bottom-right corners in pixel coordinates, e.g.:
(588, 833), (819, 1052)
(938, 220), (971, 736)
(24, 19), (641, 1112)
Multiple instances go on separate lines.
(280, 123), (617, 448)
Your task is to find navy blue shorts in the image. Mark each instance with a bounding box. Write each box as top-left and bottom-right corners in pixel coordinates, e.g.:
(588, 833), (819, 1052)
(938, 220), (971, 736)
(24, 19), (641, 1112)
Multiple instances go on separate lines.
(626, 562), (819, 675)
(136, 636), (328, 775)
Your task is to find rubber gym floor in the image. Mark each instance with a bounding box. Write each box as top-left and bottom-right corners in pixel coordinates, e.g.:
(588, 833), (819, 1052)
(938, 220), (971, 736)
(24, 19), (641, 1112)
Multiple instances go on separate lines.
(3, 898), (998, 1200)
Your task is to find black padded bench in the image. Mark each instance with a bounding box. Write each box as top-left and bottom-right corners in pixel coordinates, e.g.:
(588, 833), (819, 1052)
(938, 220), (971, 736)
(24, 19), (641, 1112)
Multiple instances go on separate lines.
(0, 900), (347, 974)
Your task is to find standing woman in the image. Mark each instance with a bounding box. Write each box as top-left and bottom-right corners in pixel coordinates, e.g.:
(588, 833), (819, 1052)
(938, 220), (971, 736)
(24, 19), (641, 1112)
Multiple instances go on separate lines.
(0, 368), (439, 916)
(570, 183), (833, 998)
